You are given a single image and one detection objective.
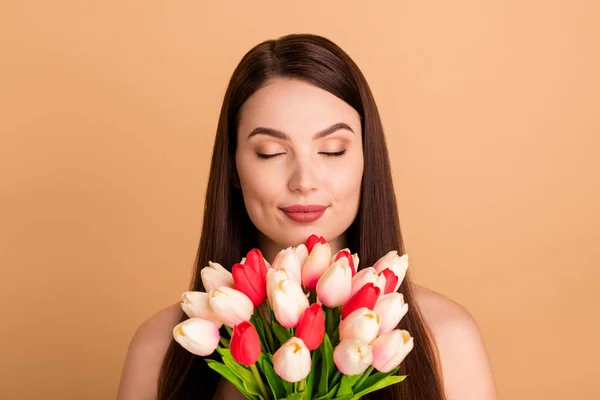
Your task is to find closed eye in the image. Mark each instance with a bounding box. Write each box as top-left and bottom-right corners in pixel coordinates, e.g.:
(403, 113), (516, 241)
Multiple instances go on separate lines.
(319, 150), (347, 157)
(256, 152), (285, 159)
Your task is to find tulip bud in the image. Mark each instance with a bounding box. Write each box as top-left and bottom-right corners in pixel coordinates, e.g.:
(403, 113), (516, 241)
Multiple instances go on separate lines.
(173, 318), (220, 356)
(296, 304), (325, 350)
(294, 244), (309, 266)
(301, 242), (331, 291)
(374, 293), (409, 334)
(351, 267), (386, 297)
(209, 287), (254, 328)
(332, 249), (357, 276)
(230, 321), (261, 366)
(380, 269), (398, 294)
(266, 268), (294, 299)
(341, 282), (381, 319)
(272, 248), (302, 284)
(371, 330), (414, 372)
(333, 338), (373, 375)
(339, 307), (381, 344)
(232, 259), (267, 307)
(245, 249), (268, 280)
(273, 337), (312, 382)
(306, 234), (327, 253)
(200, 262), (234, 293)
(268, 275), (309, 328)
(316, 257), (353, 307)
(373, 252), (408, 292)
(180, 291), (222, 327)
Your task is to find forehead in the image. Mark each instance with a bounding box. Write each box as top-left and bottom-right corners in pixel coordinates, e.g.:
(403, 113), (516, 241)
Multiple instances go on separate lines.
(237, 78), (361, 139)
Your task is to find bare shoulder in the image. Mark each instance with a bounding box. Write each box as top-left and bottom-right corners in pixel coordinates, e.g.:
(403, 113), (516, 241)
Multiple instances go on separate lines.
(412, 284), (498, 400)
(116, 303), (182, 400)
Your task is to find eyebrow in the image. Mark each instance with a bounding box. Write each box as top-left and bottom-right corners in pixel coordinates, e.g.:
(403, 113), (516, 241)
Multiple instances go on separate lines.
(247, 122), (354, 141)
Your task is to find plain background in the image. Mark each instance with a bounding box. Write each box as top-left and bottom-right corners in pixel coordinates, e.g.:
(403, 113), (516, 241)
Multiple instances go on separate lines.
(1, 1), (598, 399)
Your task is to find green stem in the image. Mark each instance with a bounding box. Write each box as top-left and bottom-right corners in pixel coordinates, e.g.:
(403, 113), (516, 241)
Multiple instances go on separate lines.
(331, 370), (342, 388)
(325, 307), (334, 339)
(250, 363), (270, 400)
(224, 325), (233, 339)
(297, 378), (306, 392)
(219, 337), (230, 348)
(259, 305), (276, 352)
(353, 366), (375, 391)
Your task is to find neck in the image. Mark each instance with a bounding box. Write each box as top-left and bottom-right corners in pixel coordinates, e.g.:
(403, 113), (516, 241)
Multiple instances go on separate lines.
(258, 233), (347, 263)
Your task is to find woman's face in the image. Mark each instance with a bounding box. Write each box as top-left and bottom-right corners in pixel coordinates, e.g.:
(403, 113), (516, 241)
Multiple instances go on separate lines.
(235, 78), (364, 255)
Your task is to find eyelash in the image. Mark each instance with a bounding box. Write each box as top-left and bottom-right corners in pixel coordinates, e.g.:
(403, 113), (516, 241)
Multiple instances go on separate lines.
(256, 150), (347, 159)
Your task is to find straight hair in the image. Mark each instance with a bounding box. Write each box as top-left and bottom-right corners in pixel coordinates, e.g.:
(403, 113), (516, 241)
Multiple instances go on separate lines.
(158, 33), (446, 400)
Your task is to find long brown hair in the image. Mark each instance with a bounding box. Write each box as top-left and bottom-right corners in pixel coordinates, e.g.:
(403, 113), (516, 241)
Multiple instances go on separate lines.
(158, 33), (446, 400)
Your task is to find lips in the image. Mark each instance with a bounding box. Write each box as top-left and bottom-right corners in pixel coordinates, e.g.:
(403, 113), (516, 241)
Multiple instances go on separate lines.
(281, 204), (328, 223)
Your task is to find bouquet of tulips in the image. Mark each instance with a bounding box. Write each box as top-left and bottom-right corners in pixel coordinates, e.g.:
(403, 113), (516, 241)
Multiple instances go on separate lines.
(173, 234), (414, 400)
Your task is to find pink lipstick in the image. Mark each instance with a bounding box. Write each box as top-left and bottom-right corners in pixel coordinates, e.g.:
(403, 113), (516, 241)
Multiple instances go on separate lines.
(280, 204), (328, 223)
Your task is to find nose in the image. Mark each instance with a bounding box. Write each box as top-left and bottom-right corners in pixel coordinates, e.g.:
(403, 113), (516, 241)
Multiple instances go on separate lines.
(288, 157), (319, 194)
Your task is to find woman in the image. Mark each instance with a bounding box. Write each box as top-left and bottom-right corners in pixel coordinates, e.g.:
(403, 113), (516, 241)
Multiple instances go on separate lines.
(117, 33), (496, 400)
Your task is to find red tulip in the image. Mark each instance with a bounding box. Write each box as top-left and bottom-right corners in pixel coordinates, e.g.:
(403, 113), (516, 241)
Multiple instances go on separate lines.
(230, 321), (261, 366)
(232, 249), (268, 306)
(380, 268), (398, 294)
(341, 282), (381, 319)
(296, 304), (325, 350)
(246, 249), (268, 281)
(334, 250), (356, 276)
(306, 234), (326, 253)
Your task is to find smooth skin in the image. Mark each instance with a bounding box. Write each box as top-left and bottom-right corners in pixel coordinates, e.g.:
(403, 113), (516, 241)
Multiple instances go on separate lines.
(117, 79), (497, 400)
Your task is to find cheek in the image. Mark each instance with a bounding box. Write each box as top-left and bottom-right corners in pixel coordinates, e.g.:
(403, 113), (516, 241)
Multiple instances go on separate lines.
(236, 157), (281, 207)
(327, 159), (364, 202)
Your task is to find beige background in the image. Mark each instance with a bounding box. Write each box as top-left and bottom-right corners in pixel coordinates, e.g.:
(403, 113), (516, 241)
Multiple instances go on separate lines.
(1, 1), (598, 399)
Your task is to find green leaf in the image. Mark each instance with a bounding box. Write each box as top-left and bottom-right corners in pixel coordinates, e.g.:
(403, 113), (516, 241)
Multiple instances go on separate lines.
(337, 374), (362, 396)
(283, 394), (305, 400)
(353, 366), (399, 392)
(251, 314), (268, 353)
(205, 360), (256, 400)
(257, 354), (286, 400)
(352, 375), (407, 399)
(317, 333), (334, 396)
(216, 348), (261, 396)
(305, 349), (320, 398)
(271, 321), (292, 345)
(314, 383), (340, 400)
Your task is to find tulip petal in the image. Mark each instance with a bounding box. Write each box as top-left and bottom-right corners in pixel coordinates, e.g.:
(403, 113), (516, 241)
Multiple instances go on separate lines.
(173, 318), (220, 356)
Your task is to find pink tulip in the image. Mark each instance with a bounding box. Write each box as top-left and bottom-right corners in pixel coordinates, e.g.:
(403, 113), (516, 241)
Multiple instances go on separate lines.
(316, 257), (353, 307)
(332, 249), (358, 276)
(200, 262), (234, 293)
(173, 318), (220, 356)
(180, 291), (222, 327)
(350, 267), (386, 297)
(271, 248), (302, 284)
(208, 287), (254, 328)
(373, 252), (408, 292)
(266, 268), (294, 299)
(339, 307), (381, 344)
(333, 338), (373, 375)
(301, 242), (331, 291)
(371, 330), (414, 372)
(374, 293), (409, 334)
(268, 273), (309, 328)
(294, 244), (309, 266)
(273, 337), (312, 382)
